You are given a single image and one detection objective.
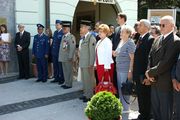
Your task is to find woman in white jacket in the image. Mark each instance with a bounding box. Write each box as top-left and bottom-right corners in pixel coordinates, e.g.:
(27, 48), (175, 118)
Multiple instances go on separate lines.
(94, 24), (114, 82)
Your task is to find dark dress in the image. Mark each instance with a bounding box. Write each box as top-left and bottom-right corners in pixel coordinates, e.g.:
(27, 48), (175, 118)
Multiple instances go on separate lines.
(48, 37), (53, 63)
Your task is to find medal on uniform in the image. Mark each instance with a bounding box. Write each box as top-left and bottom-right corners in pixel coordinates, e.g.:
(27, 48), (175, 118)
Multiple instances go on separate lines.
(63, 40), (68, 51)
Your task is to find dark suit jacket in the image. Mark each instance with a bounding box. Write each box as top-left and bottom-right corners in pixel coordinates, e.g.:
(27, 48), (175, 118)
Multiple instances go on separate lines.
(148, 32), (180, 92)
(14, 31), (30, 53)
(112, 26), (121, 50)
(133, 33), (154, 76)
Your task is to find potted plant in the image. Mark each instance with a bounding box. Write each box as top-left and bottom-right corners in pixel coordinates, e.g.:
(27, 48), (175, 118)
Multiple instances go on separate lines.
(85, 91), (123, 120)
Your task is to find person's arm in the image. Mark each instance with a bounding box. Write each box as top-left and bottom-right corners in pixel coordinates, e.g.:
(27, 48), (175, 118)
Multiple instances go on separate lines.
(32, 36), (36, 58)
(128, 53), (134, 80)
(172, 64), (179, 91)
(171, 64), (177, 80)
(45, 36), (49, 58)
(21, 32), (30, 49)
(104, 40), (112, 70)
(127, 40), (136, 80)
(68, 35), (76, 60)
(14, 33), (18, 48)
(89, 35), (96, 67)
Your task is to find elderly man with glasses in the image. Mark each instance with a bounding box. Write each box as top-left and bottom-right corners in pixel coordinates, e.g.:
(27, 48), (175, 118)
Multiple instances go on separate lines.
(146, 16), (180, 120)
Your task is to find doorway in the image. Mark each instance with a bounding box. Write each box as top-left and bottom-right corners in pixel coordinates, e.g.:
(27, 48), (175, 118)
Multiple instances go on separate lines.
(72, 1), (119, 42)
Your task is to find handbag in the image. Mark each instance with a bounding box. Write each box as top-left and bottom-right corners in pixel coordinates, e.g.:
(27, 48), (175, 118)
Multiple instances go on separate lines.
(121, 79), (137, 104)
(121, 79), (136, 96)
(95, 72), (117, 94)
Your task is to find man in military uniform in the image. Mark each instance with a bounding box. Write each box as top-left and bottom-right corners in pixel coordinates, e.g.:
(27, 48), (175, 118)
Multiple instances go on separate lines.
(32, 24), (49, 82)
(79, 20), (96, 102)
(58, 21), (76, 89)
(51, 20), (64, 84)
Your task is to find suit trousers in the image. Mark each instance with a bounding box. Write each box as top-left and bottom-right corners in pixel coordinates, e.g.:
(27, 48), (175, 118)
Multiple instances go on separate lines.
(81, 67), (96, 99)
(134, 75), (151, 120)
(17, 51), (29, 78)
(173, 90), (180, 120)
(62, 61), (73, 87)
(151, 86), (173, 120)
(52, 56), (64, 81)
(37, 58), (48, 81)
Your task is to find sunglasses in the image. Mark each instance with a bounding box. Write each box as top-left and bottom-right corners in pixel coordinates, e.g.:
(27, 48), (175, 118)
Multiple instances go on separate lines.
(159, 24), (165, 28)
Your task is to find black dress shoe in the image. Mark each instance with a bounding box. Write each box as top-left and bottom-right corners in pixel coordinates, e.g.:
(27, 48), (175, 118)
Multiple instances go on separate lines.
(83, 98), (90, 102)
(61, 85), (66, 88)
(63, 86), (72, 89)
(17, 77), (24, 80)
(42, 80), (47, 83)
(58, 81), (64, 85)
(36, 79), (42, 82)
(79, 96), (86, 100)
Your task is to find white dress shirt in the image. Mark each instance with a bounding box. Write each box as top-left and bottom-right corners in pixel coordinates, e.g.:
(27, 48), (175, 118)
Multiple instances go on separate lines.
(94, 37), (114, 69)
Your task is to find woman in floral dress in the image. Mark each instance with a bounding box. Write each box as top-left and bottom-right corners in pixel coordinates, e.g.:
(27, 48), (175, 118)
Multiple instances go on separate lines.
(0, 24), (11, 75)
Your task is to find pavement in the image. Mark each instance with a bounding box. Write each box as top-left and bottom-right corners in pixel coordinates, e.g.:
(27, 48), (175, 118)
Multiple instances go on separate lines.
(0, 77), (139, 120)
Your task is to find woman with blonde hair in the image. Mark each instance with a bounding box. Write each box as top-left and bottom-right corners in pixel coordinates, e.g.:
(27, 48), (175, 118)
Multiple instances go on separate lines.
(94, 24), (114, 83)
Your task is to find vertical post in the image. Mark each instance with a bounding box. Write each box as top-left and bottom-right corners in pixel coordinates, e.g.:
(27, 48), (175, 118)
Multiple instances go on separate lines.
(45, 0), (50, 28)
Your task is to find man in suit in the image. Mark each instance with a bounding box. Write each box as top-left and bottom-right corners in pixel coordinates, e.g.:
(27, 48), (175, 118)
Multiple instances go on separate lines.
(32, 24), (49, 82)
(112, 13), (127, 94)
(146, 16), (180, 120)
(59, 21), (76, 89)
(51, 20), (64, 84)
(79, 20), (96, 102)
(172, 52), (180, 120)
(15, 24), (30, 79)
(133, 19), (154, 120)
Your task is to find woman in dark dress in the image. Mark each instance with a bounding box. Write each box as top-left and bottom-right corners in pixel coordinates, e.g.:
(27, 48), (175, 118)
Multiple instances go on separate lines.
(45, 28), (53, 79)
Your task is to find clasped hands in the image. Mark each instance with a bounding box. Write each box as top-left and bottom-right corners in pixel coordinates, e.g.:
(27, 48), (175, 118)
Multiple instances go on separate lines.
(17, 45), (23, 51)
(142, 71), (155, 85)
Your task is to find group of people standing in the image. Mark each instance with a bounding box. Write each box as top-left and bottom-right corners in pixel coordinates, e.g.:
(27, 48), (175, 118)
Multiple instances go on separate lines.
(1, 11), (180, 120)
(78, 13), (180, 120)
(14, 20), (76, 90)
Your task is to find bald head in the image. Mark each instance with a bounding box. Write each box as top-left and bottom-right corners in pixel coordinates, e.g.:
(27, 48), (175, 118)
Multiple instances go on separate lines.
(160, 15), (175, 35)
(161, 15), (175, 26)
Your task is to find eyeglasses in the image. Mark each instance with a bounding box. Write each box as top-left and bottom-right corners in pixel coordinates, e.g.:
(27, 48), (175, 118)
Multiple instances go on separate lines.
(159, 24), (165, 28)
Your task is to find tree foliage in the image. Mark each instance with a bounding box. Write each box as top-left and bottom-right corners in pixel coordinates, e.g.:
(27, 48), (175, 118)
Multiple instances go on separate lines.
(138, 0), (180, 20)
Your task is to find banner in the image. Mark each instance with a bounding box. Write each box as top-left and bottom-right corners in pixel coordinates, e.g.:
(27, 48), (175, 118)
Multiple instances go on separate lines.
(80, 0), (115, 4)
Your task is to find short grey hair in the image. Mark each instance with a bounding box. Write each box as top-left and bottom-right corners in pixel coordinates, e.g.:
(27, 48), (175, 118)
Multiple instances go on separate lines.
(161, 15), (175, 26)
(121, 25), (134, 37)
(18, 23), (25, 28)
(140, 19), (151, 30)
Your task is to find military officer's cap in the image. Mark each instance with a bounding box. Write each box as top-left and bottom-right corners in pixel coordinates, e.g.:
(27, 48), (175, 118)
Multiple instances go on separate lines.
(55, 20), (62, 24)
(80, 20), (91, 26)
(62, 21), (71, 27)
(37, 24), (44, 29)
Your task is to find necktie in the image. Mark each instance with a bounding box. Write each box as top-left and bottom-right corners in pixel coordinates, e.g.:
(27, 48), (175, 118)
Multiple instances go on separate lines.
(159, 36), (164, 47)
(20, 32), (23, 39)
(136, 36), (142, 48)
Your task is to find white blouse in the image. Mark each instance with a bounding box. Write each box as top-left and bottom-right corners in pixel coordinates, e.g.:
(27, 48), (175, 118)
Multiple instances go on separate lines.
(94, 37), (114, 69)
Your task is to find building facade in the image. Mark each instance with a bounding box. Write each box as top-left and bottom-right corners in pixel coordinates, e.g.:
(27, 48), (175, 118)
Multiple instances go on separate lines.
(0, 0), (137, 76)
